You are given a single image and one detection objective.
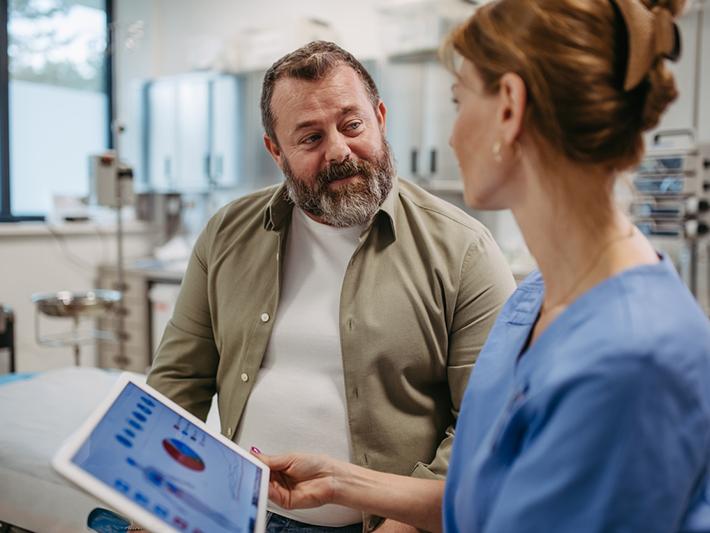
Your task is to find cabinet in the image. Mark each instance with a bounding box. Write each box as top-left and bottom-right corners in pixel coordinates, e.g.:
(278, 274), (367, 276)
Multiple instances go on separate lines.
(380, 58), (460, 184)
(144, 73), (241, 191)
(236, 69), (282, 189)
(95, 266), (151, 373)
(646, 10), (703, 146)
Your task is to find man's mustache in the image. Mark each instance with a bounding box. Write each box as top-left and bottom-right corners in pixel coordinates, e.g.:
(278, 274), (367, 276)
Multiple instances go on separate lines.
(317, 159), (372, 184)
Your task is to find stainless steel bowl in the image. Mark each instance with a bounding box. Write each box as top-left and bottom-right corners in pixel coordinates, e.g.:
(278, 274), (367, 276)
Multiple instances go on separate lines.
(31, 290), (122, 318)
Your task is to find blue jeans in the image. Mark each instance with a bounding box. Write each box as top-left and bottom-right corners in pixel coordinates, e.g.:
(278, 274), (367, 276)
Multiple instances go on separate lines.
(266, 512), (362, 533)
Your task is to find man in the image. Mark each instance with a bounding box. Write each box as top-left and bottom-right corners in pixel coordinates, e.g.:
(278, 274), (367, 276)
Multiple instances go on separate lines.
(147, 41), (515, 533)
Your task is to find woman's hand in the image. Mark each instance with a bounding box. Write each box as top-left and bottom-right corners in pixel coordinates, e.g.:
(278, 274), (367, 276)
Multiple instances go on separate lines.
(253, 450), (345, 510)
(252, 448), (444, 532)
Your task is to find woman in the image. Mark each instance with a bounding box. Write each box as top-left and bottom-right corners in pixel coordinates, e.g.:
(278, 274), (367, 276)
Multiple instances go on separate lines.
(254, 0), (710, 531)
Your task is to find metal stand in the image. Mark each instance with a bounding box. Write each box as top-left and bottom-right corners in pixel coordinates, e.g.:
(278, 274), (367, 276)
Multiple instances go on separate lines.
(113, 121), (129, 368)
(32, 290), (122, 366)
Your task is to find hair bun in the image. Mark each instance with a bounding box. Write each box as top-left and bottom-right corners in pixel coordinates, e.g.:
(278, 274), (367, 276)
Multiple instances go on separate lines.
(643, 0), (686, 17)
(640, 61), (679, 131)
(638, 0), (684, 131)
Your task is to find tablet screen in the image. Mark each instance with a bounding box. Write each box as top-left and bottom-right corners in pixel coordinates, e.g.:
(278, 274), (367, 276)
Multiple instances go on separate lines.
(70, 382), (262, 533)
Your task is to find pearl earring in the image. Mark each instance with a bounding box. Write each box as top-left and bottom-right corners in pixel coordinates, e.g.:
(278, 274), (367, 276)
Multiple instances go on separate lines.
(492, 141), (502, 162)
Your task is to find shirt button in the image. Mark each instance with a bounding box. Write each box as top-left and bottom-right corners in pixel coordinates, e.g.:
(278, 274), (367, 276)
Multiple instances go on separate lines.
(260, 312), (270, 322)
(241, 372), (249, 382)
(226, 426), (232, 436)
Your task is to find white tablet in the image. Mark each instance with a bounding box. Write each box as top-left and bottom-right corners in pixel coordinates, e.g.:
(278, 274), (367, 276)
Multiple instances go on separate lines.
(52, 373), (269, 533)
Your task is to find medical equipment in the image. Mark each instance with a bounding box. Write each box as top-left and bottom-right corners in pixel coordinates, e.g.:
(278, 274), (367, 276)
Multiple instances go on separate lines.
(32, 290), (122, 366)
(630, 134), (710, 315)
(88, 148), (135, 368)
(134, 191), (184, 246)
(0, 305), (15, 373)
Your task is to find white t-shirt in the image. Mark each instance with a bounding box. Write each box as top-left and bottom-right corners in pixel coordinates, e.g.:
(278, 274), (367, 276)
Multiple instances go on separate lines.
(235, 207), (365, 526)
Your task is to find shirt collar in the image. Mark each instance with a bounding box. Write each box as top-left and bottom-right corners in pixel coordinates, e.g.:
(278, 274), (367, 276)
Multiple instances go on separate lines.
(262, 177), (400, 242)
(373, 176), (399, 242)
(262, 184), (293, 232)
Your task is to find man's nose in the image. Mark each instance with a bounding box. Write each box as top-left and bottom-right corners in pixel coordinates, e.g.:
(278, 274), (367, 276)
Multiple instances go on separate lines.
(324, 133), (352, 164)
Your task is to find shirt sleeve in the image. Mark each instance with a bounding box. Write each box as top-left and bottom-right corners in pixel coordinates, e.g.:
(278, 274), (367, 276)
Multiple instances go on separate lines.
(413, 231), (517, 479)
(482, 355), (708, 533)
(146, 223), (220, 421)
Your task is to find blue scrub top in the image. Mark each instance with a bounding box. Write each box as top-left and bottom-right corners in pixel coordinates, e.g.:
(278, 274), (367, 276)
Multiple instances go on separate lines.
(444, 256), (710, 533)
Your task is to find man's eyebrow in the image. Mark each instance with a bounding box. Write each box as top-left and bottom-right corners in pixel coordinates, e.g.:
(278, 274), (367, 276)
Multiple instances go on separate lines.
(293, 119), (318, 133)
(291, 106), (361, 134)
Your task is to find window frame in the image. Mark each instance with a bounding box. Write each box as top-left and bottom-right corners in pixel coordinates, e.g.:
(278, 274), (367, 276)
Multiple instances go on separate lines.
(0, 0), (114, 222)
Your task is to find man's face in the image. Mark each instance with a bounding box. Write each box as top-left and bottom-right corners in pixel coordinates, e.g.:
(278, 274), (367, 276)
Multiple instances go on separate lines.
(264, 65), (394, 227)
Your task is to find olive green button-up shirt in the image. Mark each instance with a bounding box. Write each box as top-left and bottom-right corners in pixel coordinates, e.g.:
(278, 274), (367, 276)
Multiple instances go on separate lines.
(147, 178), (515, 527)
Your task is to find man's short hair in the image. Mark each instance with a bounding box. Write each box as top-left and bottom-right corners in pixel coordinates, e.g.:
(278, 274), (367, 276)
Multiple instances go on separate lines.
(260, 41), (381, 145)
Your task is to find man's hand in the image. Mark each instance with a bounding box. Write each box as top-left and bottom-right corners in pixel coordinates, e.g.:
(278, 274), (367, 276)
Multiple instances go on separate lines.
(255, 451), (342, 510)
(376, 519), (421, 532)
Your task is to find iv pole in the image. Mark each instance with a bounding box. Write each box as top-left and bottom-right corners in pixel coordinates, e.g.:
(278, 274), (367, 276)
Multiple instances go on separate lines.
(112, 121), (129, 368)
(107, 17), (144, 368)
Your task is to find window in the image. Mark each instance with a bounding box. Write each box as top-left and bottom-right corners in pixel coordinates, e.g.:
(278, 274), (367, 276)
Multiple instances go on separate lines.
(0, 0), (112, 221)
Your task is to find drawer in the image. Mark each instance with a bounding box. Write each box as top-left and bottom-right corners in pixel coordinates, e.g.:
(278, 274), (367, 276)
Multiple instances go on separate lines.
(96, 275), (147, 303)
(98, 308), (149, 329)
(97, 340), (151, 373)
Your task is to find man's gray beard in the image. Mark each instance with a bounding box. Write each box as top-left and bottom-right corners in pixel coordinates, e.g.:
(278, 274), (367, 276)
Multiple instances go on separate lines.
(282, 142), (395, 228)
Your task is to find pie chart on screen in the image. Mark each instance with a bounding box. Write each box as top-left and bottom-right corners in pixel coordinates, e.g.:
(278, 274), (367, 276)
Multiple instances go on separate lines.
(162, 438), (205, 472)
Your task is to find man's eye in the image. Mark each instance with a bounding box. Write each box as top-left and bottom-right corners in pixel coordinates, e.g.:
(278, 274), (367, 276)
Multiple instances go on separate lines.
(451, 98), (460, 109)
(302, 134), (321, 144)
(346, 121), (362, 131)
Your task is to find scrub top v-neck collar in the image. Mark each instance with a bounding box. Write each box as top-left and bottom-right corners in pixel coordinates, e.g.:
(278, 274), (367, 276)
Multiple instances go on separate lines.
(510, 255), (666, 386)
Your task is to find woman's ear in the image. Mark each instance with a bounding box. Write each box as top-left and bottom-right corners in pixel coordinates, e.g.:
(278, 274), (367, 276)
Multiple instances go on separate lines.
(497, 72), (527, 146)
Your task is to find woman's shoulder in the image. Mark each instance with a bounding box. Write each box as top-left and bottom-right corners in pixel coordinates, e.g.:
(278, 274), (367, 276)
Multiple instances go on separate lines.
(529, 258), (710, 402)
(607, 258), (710, 357)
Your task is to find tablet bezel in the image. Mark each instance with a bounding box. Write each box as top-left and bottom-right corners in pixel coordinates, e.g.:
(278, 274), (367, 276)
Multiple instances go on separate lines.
(52, 372), (270, 533)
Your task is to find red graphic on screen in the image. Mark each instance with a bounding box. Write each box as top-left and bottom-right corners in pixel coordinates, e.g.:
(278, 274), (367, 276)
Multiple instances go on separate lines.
(162, 438), (206, 472)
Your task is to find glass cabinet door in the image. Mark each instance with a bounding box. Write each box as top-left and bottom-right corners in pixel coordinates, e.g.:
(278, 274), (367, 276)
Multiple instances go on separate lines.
(210, 75), (241, 188)
(147, 79), (178, 190)
(237, 70), (281, 190)
(420, 60), (460, 183)
(175, 75), (210, 191)
(379, 61), (425, 182)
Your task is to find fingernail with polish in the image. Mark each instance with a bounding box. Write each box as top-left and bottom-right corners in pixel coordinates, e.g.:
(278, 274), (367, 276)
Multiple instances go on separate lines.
(251, 446), (261, 455)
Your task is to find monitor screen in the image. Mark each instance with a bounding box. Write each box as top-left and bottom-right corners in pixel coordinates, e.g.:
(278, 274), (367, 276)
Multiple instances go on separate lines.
(71, 382), (262, 533)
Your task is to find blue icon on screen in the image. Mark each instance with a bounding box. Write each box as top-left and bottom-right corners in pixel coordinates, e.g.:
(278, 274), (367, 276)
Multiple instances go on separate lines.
(127, 419), (143, 431)
(116, 434), (133, 448)
(140, 395), (155, 407)
(134, 492), (149, 506)
(137, 403), (152, 415)
(132, 411), (147, 423)
(124, 428), (136, 438)
(114, 479), (130, 493)
(154, 505), (169, 519)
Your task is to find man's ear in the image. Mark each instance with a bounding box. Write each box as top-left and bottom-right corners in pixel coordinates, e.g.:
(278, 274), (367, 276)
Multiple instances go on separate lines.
(375, 100), (387, 135)
(497, 72), (526, 146)
(264, 134), (283, 169)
